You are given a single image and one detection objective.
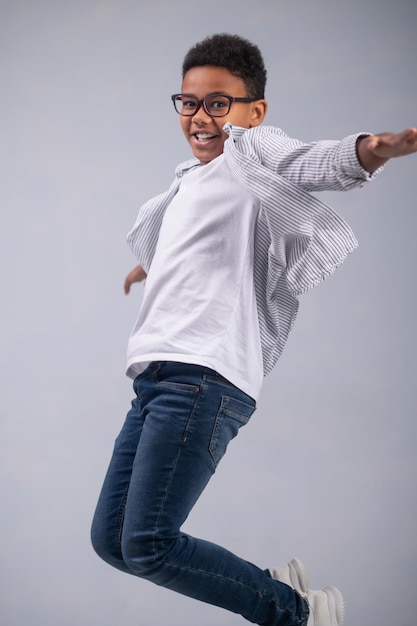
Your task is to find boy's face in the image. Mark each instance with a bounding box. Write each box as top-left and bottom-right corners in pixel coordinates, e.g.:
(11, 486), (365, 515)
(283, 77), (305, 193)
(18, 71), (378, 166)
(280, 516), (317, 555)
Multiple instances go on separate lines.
(179, 65), (267, 165)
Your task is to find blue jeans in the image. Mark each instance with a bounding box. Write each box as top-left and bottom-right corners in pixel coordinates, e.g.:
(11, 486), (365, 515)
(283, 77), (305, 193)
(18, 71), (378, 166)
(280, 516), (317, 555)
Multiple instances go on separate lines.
(91, 361), (308, 625)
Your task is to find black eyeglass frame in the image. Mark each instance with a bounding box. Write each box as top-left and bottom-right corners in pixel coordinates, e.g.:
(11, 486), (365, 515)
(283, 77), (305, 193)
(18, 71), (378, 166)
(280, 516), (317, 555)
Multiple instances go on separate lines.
(171, 93), (258, 117)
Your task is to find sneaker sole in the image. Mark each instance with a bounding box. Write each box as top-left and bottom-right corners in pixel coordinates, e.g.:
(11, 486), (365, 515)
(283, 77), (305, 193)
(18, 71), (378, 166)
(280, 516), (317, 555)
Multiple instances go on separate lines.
(289, 558), (310, 593)
(323, 586), (346, 626)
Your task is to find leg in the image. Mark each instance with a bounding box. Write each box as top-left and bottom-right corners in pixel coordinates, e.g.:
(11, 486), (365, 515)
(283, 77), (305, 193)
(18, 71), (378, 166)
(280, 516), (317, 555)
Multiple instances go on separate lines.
(91, 392), (144, 574)
(119, 362), (308, 626)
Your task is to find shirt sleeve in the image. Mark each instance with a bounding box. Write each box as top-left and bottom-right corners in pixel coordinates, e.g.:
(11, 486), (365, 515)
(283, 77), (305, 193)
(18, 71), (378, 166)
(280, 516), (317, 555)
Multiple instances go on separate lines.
(238, 125), (382, 192)
(126, 179), (179, 271)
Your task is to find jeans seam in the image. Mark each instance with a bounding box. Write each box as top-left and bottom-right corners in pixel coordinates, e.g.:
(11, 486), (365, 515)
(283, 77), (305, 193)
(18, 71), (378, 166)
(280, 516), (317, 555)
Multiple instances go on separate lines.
(162, 560), (304, 623)
(115, 488), (129, 555)
(151, 385), (203, 562)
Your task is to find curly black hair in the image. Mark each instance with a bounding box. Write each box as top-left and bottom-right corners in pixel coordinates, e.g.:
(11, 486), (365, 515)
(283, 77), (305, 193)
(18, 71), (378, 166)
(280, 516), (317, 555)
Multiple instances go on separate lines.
(182, 33), (267, 100)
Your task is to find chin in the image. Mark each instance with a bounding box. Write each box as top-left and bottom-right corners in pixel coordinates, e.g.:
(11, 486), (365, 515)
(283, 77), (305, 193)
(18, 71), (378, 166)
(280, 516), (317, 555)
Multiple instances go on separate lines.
(192, 148), (223, 164)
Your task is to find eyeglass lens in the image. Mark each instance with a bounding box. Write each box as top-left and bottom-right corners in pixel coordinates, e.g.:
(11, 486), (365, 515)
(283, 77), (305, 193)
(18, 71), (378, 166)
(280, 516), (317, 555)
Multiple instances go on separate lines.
(174, 95), (231, 117)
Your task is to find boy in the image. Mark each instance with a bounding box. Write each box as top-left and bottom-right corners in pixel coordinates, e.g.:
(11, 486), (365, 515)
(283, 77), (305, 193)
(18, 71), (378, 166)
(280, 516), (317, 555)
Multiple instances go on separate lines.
(91, 34), (417, 626)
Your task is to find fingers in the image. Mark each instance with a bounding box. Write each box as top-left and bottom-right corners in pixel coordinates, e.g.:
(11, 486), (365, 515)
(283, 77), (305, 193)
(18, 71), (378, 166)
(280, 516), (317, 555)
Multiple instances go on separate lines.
(124, 265), (147, 295)
(391, 128), (417, 155)
(368, 128), (417, 159)
(402, 127), (417, 139)
(402, 127), (417, 147)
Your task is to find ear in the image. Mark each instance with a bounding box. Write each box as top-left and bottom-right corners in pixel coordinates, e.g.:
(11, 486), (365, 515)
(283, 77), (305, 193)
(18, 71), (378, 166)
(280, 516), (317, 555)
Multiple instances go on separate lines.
(249, 99), (268, 127)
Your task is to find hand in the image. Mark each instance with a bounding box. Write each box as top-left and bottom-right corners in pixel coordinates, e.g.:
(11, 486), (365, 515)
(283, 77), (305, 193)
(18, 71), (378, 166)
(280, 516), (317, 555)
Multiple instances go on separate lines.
(357, 127), (417, 173)
(124, 264), (147, 294)
(365, 128), (417, 159)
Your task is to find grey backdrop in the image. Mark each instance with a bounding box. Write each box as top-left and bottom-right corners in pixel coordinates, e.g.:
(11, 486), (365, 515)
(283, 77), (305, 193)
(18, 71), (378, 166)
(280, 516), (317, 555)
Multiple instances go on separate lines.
(1, 1), (416, 625)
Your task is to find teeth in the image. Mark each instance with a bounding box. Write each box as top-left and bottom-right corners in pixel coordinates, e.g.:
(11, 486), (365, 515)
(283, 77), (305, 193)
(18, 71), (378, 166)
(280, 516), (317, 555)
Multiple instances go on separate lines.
(195, 133), (215, 140)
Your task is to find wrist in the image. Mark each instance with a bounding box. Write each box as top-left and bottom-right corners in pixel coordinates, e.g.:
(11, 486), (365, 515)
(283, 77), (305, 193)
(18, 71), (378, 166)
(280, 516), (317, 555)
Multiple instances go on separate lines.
(356, 135), (388, 173)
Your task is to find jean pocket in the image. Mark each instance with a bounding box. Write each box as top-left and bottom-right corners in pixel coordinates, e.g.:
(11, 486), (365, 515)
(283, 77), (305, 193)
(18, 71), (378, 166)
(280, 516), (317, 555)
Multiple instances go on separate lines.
(154, 361), (201, 393)
(209, 395), (255, 468)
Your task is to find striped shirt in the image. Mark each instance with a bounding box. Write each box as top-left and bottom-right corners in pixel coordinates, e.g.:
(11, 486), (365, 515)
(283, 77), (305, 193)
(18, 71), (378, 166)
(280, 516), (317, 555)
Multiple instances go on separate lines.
(127, 124), (379, 378)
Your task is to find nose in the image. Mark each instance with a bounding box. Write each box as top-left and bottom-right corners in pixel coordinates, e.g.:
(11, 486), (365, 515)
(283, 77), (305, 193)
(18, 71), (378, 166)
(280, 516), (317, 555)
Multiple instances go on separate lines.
(191, 102), (212, 123)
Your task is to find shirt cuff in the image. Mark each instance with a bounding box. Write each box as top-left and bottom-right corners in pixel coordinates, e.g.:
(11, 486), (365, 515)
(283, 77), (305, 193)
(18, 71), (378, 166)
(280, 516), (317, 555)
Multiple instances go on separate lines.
(339, 133), (384, 181)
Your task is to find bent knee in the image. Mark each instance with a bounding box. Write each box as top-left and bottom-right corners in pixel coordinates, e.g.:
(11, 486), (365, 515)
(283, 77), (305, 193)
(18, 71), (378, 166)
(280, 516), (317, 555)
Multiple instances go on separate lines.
(90, 522), (124, 570)
(121, 532), (175, 579)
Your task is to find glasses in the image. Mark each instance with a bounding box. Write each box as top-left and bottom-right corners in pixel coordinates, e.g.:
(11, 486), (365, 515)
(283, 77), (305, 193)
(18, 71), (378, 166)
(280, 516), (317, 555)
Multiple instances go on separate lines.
(171, 93), (258, 117)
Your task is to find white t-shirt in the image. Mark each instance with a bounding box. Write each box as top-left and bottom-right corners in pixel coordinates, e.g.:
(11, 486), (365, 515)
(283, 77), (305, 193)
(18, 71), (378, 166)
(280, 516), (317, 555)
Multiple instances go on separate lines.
(126, 154), (263, 400)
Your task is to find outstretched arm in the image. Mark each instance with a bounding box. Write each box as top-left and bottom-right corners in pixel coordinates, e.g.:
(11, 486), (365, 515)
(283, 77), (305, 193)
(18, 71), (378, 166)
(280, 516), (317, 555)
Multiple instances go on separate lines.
(124, 264), (147, 294)
(251, 125), (417, 192)
(357, 127), (417, 173)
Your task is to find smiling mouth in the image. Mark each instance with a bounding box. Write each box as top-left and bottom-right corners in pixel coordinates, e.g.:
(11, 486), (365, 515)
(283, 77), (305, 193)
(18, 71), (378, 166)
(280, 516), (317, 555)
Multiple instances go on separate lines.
(193, 132), (217, 142)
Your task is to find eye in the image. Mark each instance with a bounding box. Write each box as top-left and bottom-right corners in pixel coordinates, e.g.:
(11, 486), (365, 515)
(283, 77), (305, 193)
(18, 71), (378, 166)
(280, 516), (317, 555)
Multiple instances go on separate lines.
(210, 99), (228, 109)
(205, 96), (230, 115)
(182, 98), (197, 109)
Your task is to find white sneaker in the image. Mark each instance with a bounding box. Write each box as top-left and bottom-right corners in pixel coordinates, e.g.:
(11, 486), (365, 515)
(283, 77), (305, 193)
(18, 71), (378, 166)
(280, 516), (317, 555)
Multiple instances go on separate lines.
(269, 558), (310, 593)
(305, 586), (346, 626)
